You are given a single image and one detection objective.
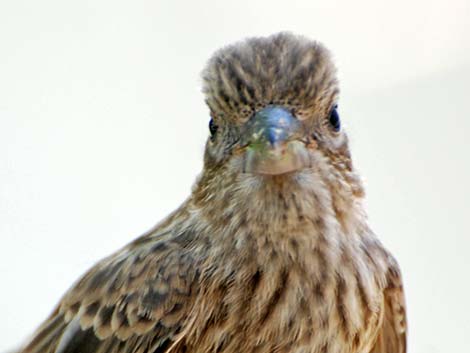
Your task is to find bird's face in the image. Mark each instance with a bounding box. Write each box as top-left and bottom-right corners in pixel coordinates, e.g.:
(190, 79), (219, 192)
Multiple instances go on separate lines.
(205, 103), (347, 176)
(197, 33), (364, 220)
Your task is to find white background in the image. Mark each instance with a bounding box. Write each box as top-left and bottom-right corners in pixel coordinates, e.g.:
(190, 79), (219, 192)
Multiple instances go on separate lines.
(1, 1), (469, 352)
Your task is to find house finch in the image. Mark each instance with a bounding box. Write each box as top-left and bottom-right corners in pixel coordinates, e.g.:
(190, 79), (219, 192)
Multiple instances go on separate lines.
(18, 32), (406, 353)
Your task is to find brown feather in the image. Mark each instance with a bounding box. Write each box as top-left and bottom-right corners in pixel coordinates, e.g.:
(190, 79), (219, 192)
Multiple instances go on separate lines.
(369, 267), (407, 353)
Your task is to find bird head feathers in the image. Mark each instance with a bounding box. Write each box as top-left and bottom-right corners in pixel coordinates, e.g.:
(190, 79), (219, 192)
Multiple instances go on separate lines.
(202, 32), (338, 124)
(195, 33), (364, 232)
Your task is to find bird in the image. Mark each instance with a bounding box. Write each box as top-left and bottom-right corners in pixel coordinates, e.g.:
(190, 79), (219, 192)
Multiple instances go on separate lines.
(17, 32), (406, 353)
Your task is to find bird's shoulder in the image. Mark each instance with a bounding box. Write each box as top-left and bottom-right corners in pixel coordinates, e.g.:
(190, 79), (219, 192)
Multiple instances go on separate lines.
(365, 237), (407, 353)
(64, 229), (199, 337)
(21, 226), (203, 353)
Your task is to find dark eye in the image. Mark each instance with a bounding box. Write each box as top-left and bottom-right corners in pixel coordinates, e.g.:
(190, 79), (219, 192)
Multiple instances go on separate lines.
(209, 118), (218, 138)
(328, 105), (340, 132)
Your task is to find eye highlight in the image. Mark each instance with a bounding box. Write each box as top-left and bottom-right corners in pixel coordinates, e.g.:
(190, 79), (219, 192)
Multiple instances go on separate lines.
(328, 105), (340, 132)
(209, 118), (218, 138)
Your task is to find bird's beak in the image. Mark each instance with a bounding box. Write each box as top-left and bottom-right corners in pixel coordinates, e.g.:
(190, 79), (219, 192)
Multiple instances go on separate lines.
(241, 105), (311, 175)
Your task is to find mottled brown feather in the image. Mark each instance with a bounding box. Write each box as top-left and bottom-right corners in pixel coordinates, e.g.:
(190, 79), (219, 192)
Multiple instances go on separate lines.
(369, 267), (407, 353)
(20, 228), (199, 353)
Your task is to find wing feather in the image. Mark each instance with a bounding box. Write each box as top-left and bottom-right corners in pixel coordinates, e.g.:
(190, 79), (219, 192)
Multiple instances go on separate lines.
(370, 265), (407, 353)
(20, 231), (198, 353)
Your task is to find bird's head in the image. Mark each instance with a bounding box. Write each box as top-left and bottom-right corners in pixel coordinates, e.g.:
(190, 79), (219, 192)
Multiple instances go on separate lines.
(195, 33), (364, 225)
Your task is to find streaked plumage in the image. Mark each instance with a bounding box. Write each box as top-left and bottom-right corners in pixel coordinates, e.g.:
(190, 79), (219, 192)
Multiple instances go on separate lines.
(18, 32), (406, 353)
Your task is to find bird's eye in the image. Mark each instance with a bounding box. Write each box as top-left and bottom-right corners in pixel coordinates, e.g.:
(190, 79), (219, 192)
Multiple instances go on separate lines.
(209, 118), (218, 138)
(328, 105), (340, 132)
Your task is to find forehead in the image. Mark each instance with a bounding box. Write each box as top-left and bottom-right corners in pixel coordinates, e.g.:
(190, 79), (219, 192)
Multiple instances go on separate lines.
(202, 32), (339, 124)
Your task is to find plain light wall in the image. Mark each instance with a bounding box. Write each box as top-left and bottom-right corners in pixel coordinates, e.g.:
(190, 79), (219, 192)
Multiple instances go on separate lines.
(1, 1), (469, 352)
